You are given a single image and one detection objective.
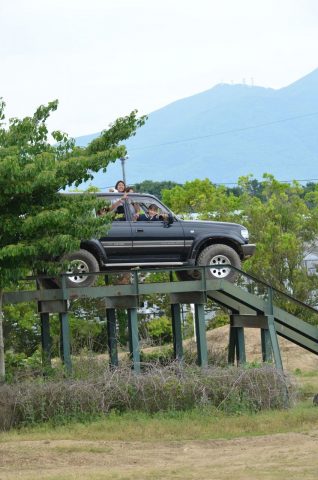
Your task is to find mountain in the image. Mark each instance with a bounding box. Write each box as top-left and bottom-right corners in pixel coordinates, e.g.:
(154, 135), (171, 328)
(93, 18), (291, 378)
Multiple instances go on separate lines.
(76, 68), (318, 187)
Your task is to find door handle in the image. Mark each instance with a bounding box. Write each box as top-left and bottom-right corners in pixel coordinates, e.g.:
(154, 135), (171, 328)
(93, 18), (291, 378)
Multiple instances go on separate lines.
(136, 228), (144, 232)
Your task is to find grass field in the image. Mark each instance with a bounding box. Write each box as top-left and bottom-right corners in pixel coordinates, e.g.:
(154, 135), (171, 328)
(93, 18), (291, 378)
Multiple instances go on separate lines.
(1, 392), (318, 480)
(1, 397), (318, 443)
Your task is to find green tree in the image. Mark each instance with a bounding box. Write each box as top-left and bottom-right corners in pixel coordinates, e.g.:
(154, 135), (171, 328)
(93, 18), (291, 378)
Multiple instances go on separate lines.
(162, 178), (240, 221)
(133, 180), (181, 199)
(146, 316), (172, 345)
(0, 98), (146, 380)
(225, 178), (264, 200)
(161, 175), (318, 308)
(239, 174), (318, 300)
(3, 301), (39, 357)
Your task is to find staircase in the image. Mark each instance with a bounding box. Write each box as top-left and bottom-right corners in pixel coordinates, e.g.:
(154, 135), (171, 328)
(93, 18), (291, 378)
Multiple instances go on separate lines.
(205, 269), (318, 370)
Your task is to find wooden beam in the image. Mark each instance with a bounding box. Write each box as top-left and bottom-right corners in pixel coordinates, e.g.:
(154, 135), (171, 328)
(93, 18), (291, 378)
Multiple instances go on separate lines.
(231, 314), (269, 329)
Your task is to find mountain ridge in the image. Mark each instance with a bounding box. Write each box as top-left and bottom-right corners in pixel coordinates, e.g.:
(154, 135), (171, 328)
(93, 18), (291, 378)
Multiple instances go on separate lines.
(76, 68), (318, 187)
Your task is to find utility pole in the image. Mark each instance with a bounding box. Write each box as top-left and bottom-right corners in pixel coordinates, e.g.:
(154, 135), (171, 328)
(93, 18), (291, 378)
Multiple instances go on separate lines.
(120, 155), (129, 185)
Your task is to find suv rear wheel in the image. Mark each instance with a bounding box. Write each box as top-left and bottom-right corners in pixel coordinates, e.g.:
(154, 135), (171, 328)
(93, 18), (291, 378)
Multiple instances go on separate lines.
(197, 244), (241, 282)
(62, 249), (99, 287)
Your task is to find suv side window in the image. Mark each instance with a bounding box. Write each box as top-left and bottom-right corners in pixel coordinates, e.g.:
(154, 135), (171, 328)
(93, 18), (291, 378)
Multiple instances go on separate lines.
(131, 197), (170, 221)
(113, 208), (126, 221)
(97, 195), (127, 221)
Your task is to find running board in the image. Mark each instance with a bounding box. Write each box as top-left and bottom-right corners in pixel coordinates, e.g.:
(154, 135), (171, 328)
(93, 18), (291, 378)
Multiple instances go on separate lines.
(103, 262), (184, 267)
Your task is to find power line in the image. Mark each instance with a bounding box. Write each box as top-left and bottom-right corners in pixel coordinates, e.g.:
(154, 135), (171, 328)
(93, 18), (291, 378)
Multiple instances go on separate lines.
(86, 109), (318, 189)
(97, 178), (318, 190)
(128, 111), (318, 151)
(214, 178), (318, 186)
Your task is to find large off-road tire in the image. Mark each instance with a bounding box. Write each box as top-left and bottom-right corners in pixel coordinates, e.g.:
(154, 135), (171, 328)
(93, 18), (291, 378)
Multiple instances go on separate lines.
(197, 244), (241, 283)
(61, 249), (99, 287)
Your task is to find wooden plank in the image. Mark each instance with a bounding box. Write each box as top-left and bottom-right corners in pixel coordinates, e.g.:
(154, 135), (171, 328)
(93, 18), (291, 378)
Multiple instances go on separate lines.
(231, 315), (268, 329)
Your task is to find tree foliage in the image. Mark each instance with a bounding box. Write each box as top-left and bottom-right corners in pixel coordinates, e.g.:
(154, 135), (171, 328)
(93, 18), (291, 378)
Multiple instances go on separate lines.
(0, 98), (146, 379)
(0, 98), (146, 285)
(239, 175), (318, 300)
(133, 180), (181, 199)
(162, 178), (240, 221)
(162, 175), (318, 303)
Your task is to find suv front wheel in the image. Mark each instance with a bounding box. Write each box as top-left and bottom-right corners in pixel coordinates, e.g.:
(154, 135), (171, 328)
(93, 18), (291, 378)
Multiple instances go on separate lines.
(61, 249), (99, 287)
(197, 244), (241, 282)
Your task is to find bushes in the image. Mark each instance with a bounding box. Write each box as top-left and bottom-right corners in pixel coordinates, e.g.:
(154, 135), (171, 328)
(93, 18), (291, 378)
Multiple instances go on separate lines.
(0, 364), (292, 430)
(140, 344), (227, 367)
(140, 346), (174, 365)
(4, 350), (43, 382)
(146, 316), (173, 344)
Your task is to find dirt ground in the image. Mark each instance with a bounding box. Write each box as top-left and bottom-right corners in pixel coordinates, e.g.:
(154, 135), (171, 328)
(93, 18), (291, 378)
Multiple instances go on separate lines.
(142, 325), (318, 373)
(0, 431), (318, 480)
(205, 325), (318, 372)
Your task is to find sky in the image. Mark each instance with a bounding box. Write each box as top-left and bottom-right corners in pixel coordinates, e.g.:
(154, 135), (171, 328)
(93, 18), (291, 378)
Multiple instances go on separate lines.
(1, 0), (318, 138)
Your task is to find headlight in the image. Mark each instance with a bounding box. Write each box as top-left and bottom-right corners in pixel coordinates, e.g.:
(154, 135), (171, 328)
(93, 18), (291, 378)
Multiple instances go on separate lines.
(241, 229), (249, 241)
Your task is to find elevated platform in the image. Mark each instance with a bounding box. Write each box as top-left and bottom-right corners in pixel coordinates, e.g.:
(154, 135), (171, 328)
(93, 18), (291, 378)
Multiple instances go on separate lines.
(3, 267), (318, 374)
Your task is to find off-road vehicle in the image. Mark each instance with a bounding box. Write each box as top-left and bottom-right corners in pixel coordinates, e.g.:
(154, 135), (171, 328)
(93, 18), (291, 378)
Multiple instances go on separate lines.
(64, 192), (255, 287)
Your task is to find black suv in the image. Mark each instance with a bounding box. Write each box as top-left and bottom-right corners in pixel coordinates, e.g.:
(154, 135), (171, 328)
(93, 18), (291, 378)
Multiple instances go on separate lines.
(64, 192), (255, 287)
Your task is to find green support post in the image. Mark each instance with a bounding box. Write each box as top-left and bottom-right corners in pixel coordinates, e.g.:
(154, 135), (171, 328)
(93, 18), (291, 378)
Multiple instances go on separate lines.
(266, 287), (283, 372)
(106, 308), (118, 367)
(261, 328), (272, 363)
(236, 327), (246, 364)
(127, 308), (140, 373)
(267, 315), (283, 371)
(171, 303), (183, 361)
(59, 312), (72, 375)
(228, 318), (236, 365)
(40, 311), (52, 369)
(194, 303), (208, 367)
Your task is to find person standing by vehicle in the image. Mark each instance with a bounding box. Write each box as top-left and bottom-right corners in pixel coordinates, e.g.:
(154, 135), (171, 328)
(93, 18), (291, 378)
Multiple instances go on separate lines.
(97, 180), (127, 218)
(109, 180), (126, 193)
(109, 180), (127, 214)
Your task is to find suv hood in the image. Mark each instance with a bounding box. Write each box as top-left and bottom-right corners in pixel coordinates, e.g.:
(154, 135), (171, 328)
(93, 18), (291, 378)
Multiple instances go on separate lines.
(180, 219), (246, 229)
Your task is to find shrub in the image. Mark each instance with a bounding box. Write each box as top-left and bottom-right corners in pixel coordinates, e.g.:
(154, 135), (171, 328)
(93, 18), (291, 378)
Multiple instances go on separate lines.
(140, 346), (174, 366)
(0, 364), (293, 430)
(146, 316), (173, 344)
(140, 344), (227, 367)
(5, 350), (43, 382)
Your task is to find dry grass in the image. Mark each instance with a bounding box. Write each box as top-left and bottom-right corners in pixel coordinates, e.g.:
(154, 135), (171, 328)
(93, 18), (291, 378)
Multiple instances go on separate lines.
(0, 363), (292, 431)
(1, 401), (318, 443)
(204, 325), (318, 373)
(1, 409), (318, 480)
